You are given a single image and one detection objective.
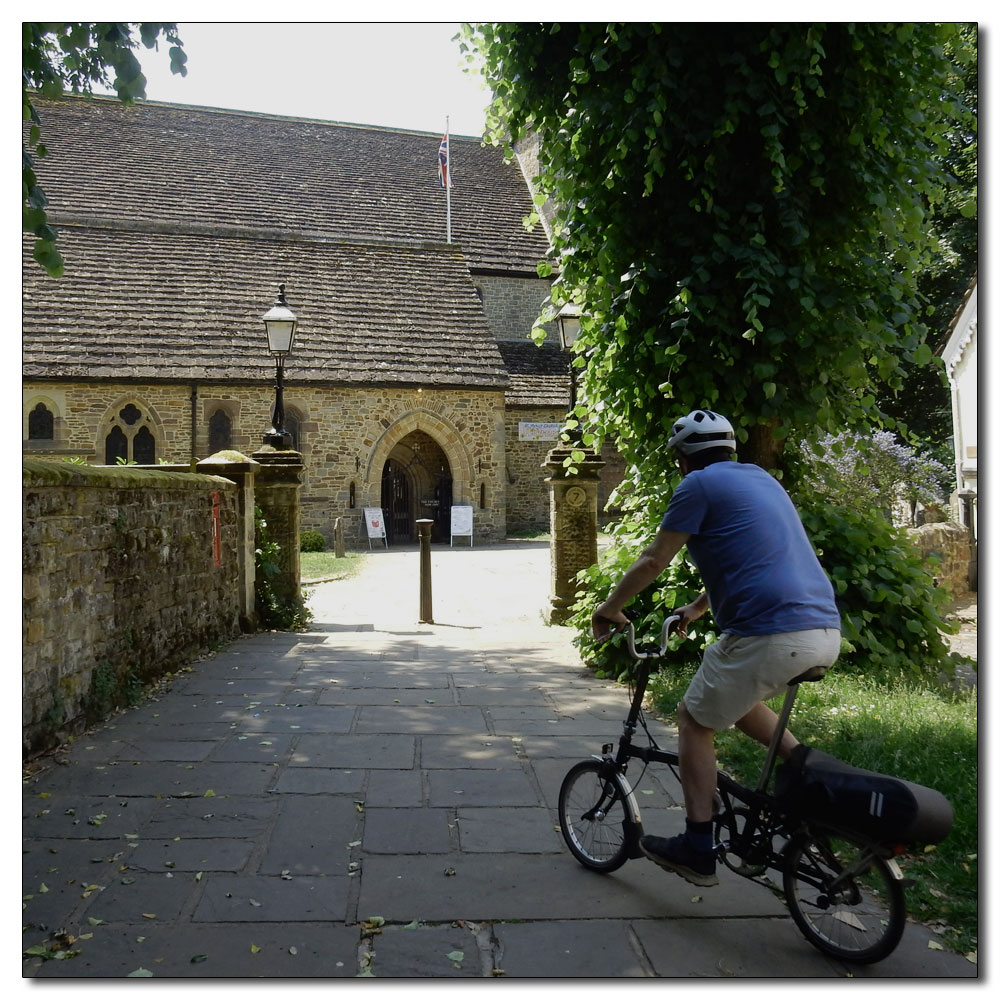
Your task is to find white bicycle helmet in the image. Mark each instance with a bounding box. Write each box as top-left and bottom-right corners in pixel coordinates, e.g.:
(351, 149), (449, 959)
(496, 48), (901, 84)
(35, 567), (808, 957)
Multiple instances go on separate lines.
(668, 409), (737, 455)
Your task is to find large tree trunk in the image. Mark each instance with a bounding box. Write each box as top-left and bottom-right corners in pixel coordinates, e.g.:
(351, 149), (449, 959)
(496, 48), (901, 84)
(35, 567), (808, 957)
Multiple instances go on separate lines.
(742, 422), (784, 474)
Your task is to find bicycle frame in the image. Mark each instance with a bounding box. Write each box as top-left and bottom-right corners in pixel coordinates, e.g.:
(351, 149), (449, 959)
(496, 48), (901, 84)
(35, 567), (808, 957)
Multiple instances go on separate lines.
(561, 617), (918, 962)
(594, 619), (902, 875)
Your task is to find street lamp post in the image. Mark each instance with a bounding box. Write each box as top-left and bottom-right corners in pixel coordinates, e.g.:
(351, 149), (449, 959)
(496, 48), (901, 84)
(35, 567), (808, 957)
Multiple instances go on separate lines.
(556, 302), (583, 442)
(261, 283), (299, 449)
(546, 301), (603, 624)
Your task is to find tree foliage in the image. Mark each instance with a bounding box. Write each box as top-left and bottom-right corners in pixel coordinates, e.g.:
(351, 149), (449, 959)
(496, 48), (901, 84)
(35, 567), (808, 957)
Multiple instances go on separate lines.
(23, 22), (188, 276)
(874, 23), (977, 455)
(463, 22), (976, 478)
(465, 22), (976, 677)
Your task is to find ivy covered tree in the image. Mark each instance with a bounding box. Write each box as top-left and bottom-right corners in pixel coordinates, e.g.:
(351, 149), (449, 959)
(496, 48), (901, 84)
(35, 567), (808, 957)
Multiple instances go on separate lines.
(874, 23), (978, 462)
(23, 22), (188, 276)
(464, 22), (975, 476)
(464, 22), (976, 677)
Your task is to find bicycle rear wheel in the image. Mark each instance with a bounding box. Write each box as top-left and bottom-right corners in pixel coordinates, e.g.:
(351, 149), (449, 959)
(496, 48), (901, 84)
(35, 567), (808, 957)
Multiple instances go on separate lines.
(783, 831), (906, 964)
(558, 760), (630, 872)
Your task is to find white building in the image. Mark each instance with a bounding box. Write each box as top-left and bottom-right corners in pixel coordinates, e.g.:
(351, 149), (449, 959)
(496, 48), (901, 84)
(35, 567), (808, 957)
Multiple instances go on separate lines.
(941, 277), (978, 538)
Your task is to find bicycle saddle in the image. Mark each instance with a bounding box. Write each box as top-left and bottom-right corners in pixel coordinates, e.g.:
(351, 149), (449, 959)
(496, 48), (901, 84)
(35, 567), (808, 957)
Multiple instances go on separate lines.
(788, 665), (827, 685)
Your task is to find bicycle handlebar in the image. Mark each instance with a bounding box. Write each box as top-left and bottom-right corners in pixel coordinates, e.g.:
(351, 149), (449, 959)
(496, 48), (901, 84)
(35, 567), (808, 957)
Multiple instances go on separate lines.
(594, 612), (682, 659)
(625, 614), (681, 660)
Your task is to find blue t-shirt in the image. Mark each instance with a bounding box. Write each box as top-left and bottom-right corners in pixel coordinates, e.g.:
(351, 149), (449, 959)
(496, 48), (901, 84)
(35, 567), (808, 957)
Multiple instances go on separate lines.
(660, 462), (840, 636)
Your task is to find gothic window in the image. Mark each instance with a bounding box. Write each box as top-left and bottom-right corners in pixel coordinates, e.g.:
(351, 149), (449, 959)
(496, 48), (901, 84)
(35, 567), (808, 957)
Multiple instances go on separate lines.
(28, 403), (54, 440)
(103, 400), (158, 464)
(120, 403), (142, 425)
(105, 425), (128, 464)
(133, 426), (156, 464)
(209, 408), (233, 452)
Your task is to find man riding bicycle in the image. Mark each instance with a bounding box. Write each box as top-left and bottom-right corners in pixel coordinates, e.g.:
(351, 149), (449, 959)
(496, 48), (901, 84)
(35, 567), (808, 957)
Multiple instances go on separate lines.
(592, 409), (841, 886)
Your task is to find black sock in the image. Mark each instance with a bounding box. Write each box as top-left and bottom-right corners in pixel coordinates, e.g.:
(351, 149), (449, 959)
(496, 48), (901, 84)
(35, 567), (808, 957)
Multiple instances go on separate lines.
(685, 818), (714, 854)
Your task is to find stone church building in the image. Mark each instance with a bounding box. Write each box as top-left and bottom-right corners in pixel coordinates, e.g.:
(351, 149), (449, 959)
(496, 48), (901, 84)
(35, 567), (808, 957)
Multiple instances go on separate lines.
(22, 95), (622, 546)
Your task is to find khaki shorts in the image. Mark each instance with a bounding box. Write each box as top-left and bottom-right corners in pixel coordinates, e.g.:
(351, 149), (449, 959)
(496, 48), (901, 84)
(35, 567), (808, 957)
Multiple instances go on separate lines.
(682, 629), (841, 731)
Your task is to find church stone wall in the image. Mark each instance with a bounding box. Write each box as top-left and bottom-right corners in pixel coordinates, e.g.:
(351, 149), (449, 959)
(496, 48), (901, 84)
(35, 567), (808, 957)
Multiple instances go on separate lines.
(23, 381), (508, 548)
(504, 407), (627, 534)
(474, 274), (554, 342)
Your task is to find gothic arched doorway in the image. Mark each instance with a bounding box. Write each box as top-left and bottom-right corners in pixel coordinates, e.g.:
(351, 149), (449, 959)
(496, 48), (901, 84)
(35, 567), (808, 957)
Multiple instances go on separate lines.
(379, 431), (453, 543)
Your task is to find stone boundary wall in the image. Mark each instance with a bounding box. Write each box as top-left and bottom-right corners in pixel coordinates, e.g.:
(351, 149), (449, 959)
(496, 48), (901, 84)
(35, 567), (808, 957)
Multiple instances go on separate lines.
(22, 460), (242, 756)
(907, 521), (975, 598)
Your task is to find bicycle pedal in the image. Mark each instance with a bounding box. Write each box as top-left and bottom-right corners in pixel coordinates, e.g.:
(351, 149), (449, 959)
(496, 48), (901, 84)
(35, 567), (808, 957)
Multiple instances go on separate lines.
(731, 860), (767, 876)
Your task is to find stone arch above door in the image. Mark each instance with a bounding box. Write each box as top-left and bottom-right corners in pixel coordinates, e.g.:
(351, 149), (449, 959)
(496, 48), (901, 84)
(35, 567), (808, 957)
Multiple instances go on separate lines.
(363, 408), (473, 507)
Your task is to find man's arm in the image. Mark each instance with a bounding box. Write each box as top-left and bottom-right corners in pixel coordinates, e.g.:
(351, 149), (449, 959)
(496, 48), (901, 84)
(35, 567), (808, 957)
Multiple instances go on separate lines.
(592, 527), (690, 638)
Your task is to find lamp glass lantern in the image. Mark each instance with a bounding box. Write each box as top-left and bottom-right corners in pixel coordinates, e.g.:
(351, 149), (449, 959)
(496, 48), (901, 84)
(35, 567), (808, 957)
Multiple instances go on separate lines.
(263, 284), (299, 356)
(556, 302), (582, 351)
(261, 283), (299, 449)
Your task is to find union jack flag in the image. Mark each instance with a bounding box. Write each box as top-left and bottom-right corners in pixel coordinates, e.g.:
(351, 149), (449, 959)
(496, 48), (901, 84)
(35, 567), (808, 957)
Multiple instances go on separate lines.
(438, 132), (452, 188)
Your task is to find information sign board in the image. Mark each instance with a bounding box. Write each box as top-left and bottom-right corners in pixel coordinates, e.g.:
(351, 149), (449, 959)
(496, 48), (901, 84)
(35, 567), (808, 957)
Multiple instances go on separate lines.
(363, 507), (388, 548)
(450, 505), (474, 546)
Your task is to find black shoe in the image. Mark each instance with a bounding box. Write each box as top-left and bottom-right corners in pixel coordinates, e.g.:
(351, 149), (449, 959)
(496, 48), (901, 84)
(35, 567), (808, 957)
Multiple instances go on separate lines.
(640, 833), (719, 887)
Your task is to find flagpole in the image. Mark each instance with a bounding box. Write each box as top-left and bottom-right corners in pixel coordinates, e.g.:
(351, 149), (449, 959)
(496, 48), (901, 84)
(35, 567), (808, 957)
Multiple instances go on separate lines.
(445, 116), (452, 244)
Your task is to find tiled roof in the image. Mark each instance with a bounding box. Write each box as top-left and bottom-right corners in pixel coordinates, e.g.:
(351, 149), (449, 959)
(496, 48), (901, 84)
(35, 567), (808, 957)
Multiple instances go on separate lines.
(22, 227), (509, 388)
(497, 341), (570, 408)
(28, 96), (550, 273)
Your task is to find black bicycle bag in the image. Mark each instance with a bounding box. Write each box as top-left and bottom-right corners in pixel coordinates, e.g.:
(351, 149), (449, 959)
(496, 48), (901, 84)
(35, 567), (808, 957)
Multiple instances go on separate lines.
(774, 746), (953, 845)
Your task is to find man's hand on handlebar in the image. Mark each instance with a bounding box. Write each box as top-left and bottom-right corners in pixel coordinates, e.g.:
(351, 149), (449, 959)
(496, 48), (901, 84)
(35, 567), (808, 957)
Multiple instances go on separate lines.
(671, 600), (707, 640)
(592, 604), (629, 642)
(593, 599), (706, 645)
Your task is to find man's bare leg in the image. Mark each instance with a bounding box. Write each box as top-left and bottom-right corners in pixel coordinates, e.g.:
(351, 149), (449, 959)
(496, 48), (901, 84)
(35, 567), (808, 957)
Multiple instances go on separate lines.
(735, 702), (799, 760)
(677, 700), (719, 822)
(638, 698), (721, 886)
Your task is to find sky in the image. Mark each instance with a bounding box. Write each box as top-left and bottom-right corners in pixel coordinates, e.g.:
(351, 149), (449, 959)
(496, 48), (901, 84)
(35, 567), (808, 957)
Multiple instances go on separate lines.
(107, 22), (493, 137)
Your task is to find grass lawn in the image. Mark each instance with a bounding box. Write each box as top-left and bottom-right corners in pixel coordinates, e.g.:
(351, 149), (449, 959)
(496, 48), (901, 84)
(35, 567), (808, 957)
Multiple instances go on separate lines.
(648, 666), (978, 961)
(300, 550), (366, 581)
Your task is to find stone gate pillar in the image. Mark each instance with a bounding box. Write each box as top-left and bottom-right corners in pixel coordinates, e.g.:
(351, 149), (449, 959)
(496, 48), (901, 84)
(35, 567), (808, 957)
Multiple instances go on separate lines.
(251, 445), (304, 610)
(544, 445), (605, 625)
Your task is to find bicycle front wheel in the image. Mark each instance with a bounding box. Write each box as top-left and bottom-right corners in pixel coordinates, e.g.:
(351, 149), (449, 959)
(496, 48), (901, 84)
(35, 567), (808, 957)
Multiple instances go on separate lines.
(558, 760), (631, 873)
(782, 832), (906, 964)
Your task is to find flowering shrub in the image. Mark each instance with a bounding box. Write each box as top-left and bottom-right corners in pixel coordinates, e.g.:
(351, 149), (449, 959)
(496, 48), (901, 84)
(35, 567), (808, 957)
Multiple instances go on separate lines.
(805, 430), (951, 524)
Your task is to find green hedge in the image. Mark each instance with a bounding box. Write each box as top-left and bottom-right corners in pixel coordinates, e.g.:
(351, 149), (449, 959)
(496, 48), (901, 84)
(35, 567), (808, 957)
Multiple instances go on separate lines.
(299, 529), (327, 552)
(567, 498), (966, 683)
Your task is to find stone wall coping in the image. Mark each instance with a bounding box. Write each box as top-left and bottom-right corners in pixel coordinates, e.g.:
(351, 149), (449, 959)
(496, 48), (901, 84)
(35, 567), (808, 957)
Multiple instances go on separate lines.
(22, 458), (235, 491)
(198, 450), (260, 471)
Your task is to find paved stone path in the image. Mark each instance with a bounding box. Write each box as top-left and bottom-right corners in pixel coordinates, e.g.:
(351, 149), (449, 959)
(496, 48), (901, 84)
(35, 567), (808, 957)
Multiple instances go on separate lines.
(22, 542), (976, 978)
